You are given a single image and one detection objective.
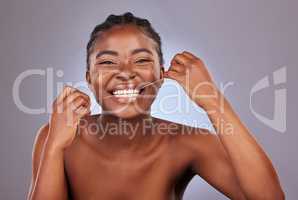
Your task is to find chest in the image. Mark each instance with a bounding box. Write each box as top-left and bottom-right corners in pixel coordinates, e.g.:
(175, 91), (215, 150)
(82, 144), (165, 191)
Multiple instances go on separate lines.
(63, 136), (193, 200)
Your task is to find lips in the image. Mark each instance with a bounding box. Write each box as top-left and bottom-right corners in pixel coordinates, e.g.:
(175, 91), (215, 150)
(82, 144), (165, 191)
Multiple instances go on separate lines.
(107, 83), (145, 102)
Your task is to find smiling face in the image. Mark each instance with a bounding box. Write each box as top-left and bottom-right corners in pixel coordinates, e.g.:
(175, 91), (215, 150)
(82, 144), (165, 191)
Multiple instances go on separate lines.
(86, 24), (164, 119)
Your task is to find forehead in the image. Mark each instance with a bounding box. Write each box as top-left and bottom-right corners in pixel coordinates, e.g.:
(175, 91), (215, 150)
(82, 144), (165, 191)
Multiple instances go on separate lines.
(93, 25), (157, 53)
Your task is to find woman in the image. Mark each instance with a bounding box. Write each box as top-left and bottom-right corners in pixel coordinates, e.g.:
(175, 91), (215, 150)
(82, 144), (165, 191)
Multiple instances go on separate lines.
(27, 12), (284, 200)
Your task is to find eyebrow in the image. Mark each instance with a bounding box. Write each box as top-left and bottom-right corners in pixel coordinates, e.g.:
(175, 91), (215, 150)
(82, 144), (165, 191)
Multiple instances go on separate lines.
(95, 48), (153, 59)
(95, 50), (118, 59)
(131, 48), (153, 55)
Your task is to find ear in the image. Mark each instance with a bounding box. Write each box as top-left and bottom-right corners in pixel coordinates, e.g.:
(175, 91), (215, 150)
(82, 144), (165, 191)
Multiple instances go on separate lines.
(160, 66), (165, 78)
(159, 66), (165, 87)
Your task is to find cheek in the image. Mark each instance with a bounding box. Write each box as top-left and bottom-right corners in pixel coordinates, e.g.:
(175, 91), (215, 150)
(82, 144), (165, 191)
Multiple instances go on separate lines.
(152, 64), (162, 79)
(141, 71), (155, 80)
(138, 65), (160, 80)
(89, 70), (113, 97)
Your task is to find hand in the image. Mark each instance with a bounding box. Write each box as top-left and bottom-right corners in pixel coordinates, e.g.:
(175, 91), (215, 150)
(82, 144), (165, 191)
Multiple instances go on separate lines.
(164, 51), (219, 107)
(47, 86), (91, 150)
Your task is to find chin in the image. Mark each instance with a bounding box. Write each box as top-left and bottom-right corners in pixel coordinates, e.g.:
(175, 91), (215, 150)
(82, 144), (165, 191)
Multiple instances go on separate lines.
(103, 101), (151, 119)
(110, 110), (149, 119)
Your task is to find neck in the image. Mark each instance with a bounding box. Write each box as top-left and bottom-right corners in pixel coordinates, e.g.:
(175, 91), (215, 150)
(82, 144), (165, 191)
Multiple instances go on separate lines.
(96, 113), (155, 152)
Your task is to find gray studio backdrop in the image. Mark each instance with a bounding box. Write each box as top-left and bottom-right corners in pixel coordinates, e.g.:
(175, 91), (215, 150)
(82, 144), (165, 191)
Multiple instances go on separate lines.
(0, 0), (297, 199)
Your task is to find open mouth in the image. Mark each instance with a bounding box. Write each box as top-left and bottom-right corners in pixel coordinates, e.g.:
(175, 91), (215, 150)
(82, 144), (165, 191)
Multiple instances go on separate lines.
(112, 88), (144, 97)
(107, 85), (146, 101)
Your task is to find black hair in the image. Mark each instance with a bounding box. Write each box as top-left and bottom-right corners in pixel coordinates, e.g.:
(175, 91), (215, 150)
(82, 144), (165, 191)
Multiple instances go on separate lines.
(86, 12), (164, 70)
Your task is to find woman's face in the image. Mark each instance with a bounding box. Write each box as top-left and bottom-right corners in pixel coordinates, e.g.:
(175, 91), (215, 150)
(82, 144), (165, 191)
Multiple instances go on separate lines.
(86, 25), (164, 119)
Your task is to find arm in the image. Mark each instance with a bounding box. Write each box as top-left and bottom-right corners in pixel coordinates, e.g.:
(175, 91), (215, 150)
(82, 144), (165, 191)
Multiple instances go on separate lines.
(27, 86), (91, 200)
(183, 129), (247, 199)
(201, 93), (285, 200)
(27, 124), (69, 200)
(164, 51), (285, 200)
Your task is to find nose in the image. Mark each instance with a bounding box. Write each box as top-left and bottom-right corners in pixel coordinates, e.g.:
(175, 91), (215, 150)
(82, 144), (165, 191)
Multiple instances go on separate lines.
(115, 68), (136, 81)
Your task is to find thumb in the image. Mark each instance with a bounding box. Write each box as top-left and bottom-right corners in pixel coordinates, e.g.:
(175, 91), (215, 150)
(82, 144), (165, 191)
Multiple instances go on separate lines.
(164, 70), (180, 80)
(164, 70), (172, 78)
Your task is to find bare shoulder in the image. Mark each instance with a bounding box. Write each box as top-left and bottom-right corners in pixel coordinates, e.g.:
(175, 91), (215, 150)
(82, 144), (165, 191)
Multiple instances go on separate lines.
(155, 118), (213, 143)
(176, 124), (220, 153)
(157, 117), (227, 168)
(28, 123), (50, 198)
(32, 123), (50, 168)
(33, 123), (50, 148)
(154, 118), (220, 160)
(163, 121), (247, 199)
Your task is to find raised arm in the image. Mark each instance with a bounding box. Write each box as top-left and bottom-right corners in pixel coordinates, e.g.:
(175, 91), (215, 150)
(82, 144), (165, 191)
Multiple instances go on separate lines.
(27, 86), (90, 200)
(164, 51), (285, 200)
(180, 128), (247, 199)
(27, 124), (69, 200)
(201, 93), (284, 200)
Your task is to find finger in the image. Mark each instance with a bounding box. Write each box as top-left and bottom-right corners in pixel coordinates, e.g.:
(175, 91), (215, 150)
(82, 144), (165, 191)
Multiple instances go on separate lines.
(58, 92), (89, 113)
(65, 91), (90, 106)
(75, 105), (91, 117)
(183, 51), (205, 66)
(69, 96), (90, 111)
(55, 86), (76, 112)
(75, 90), (90, 103)
(168, 62), (185, 73)
(182, 51), (197, 59)
(164, 70), (180, 80)
(56, 86), (75, 104)
(173, 53), (192, 66)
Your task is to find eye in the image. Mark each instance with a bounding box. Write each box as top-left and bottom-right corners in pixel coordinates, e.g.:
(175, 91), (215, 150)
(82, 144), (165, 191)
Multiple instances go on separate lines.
(97, 60), (115, 65)
(135, 59), (152, 64)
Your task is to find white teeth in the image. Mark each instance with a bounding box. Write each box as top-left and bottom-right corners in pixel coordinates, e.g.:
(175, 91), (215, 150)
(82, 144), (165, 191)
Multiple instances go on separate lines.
(112, 89), (140, 95)
(114, 93), (138, 98)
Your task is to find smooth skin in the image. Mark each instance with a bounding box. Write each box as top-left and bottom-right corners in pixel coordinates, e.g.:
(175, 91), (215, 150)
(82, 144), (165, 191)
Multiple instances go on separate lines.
(27, 25), (284, 200)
